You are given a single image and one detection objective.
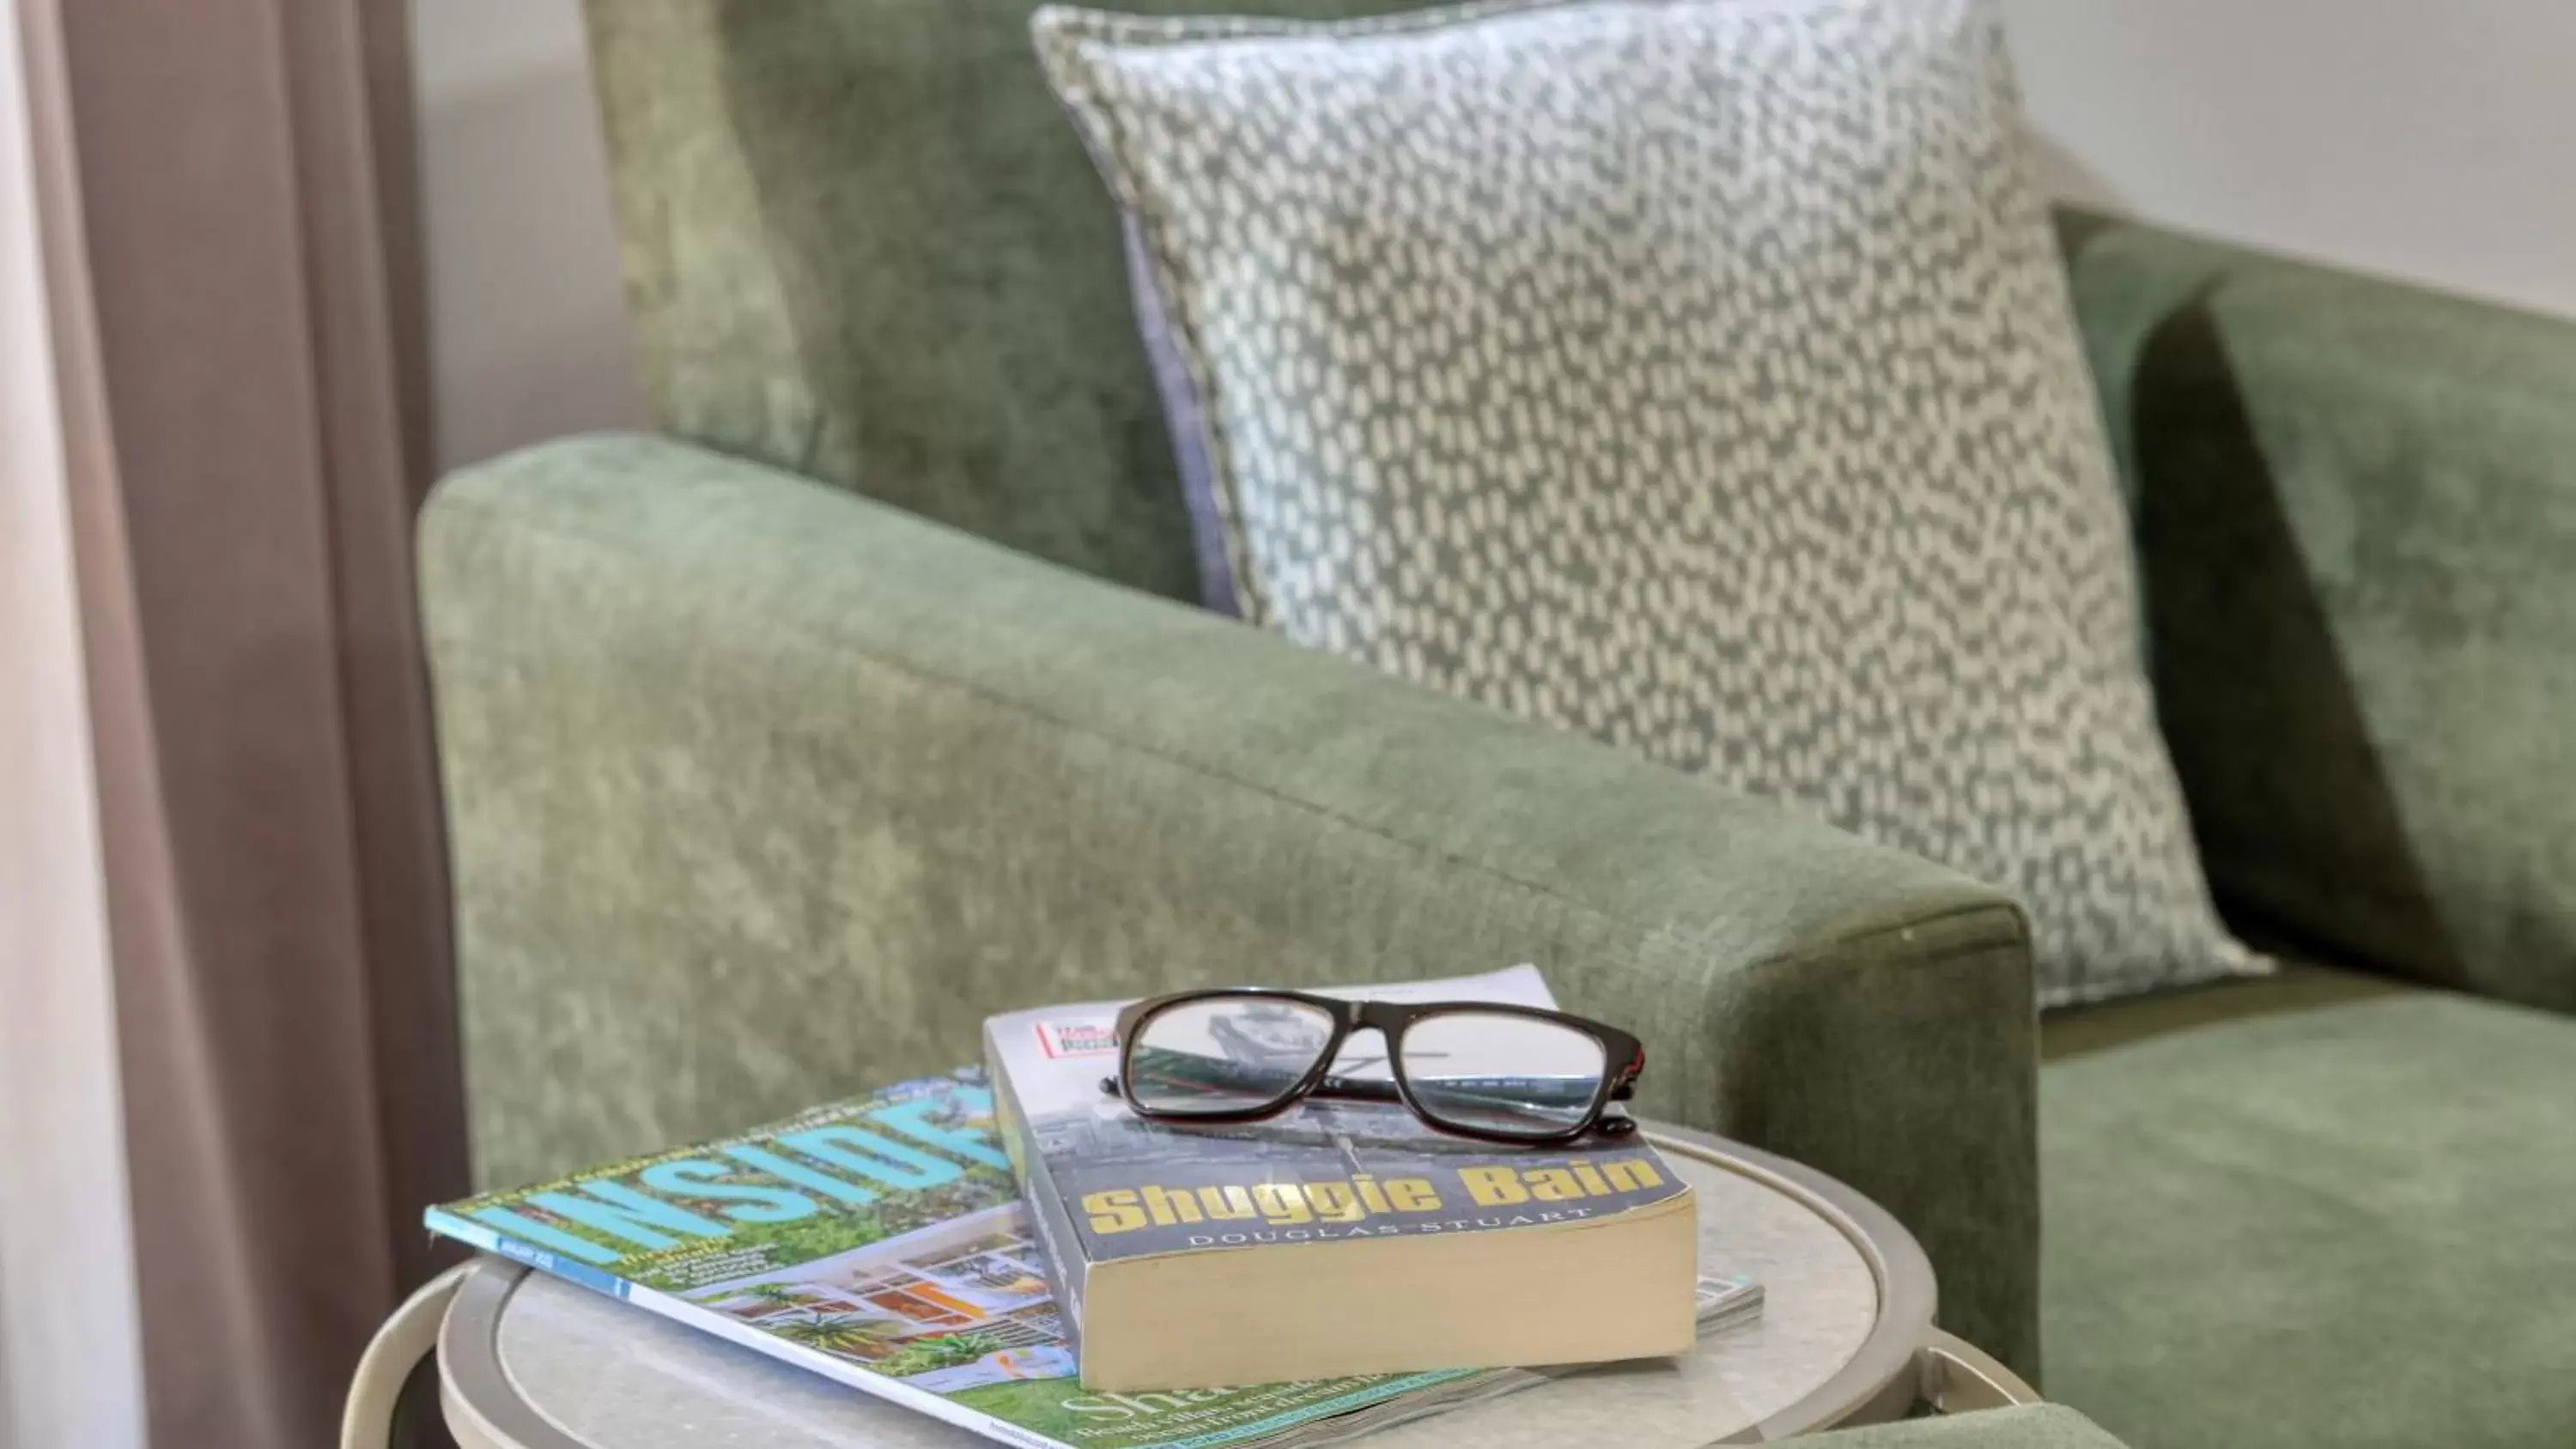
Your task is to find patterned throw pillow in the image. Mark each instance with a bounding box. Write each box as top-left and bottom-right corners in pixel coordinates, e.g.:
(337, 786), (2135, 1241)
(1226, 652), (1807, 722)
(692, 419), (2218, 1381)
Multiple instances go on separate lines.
(1035, 0), (2261, 1005)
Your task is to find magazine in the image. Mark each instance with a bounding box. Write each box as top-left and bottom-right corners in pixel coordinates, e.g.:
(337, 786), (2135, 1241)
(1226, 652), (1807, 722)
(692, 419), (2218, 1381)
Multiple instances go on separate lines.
(425, 1069), (1757, 1449)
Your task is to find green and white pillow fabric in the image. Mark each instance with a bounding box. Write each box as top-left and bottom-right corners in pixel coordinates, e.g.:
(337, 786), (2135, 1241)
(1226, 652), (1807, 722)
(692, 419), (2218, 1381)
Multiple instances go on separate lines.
(1034, 0), (2261, 1005)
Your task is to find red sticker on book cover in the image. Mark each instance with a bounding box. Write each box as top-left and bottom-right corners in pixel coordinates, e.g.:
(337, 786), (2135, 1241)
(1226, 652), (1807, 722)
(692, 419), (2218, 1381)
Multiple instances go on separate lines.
(1035, 1019), (1118, 1059)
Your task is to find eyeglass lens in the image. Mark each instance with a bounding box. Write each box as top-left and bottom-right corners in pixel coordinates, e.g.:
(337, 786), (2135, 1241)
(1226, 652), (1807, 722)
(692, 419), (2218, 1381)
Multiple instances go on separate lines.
(1125, 997), (1337, 1115)
(1397, 1011), (1607, 1139)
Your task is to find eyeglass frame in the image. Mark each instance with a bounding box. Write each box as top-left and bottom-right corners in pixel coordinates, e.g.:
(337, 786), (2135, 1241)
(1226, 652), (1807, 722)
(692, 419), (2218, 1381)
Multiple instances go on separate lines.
(1106, 987), (1646, 1146)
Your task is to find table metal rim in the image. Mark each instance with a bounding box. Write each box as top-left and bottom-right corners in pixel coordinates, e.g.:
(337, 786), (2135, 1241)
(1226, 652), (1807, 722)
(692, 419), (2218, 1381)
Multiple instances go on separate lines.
(1645, 1125), (1935, 1439)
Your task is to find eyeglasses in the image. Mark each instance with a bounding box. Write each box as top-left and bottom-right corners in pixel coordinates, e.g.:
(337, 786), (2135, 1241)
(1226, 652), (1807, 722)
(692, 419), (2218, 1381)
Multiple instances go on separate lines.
(1101, 989), (1645, 1146)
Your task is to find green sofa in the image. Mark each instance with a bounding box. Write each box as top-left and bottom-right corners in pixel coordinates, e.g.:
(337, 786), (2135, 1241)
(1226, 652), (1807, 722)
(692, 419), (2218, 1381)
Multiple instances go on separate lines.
(418, 3), (2576, 1445)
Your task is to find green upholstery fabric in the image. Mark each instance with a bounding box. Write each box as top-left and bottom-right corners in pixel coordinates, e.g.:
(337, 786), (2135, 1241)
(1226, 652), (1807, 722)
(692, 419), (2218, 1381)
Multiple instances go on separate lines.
(2042, 966), (2576, 1448)
(2058, 215), (2576, 1015)
(1819, 1406), (2131, 1449)
(580, 0), (1448, 603)
(420, 433), (2042, 1375)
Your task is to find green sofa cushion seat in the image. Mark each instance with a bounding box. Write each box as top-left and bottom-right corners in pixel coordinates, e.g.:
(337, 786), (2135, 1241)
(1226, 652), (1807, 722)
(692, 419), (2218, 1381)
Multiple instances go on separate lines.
(2041, 967), (2576, 1448)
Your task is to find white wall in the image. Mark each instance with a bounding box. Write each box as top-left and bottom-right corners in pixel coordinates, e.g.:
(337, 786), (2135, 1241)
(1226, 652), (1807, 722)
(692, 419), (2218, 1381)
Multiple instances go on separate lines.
(0, 3), (147, 1446)
(2002, 0), (2576, 321)
(411, 0), (641, 470)
(410, 0), (2576, 469)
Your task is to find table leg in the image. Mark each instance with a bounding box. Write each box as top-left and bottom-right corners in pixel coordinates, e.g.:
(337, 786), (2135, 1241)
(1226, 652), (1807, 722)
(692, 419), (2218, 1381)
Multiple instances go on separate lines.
(342, 1263), (473, 1449)
(1917, 1329), (2041, 1415)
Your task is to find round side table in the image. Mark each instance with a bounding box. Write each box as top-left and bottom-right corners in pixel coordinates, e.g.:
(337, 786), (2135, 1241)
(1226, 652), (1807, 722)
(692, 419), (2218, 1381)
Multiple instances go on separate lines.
(344, 1125), (2033, 1448)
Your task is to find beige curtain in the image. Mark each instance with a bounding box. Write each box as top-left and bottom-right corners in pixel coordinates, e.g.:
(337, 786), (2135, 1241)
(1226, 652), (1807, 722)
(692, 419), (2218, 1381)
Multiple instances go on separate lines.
(21, 0), (465, 1443)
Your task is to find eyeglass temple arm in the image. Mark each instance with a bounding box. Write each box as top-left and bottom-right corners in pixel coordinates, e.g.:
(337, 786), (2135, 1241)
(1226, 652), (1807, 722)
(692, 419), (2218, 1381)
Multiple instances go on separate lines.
(1105, 1071), (1627, 1110)
(1325, 1070), (1642, 1131)
(1100, 1072), (1406, 1104)
(1099, 1070), (1638, 1137)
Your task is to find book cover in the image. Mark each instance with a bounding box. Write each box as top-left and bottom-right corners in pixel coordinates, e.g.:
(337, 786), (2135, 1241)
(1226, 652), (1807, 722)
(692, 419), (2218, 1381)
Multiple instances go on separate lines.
(984, 967), (1694, 1367)
(426, 1069), (1729, 1449)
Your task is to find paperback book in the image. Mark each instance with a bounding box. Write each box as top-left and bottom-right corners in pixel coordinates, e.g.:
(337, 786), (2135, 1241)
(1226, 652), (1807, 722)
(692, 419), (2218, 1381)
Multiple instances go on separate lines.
(984, 967), (1701, 1391)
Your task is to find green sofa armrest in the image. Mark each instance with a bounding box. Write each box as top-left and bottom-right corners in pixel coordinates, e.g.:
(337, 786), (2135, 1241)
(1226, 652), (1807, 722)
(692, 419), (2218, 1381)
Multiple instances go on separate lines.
(420, 434), (2038, 1373)
(2061, 214), (2576, 1014)
(1820, 1406), (2129, 1448)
